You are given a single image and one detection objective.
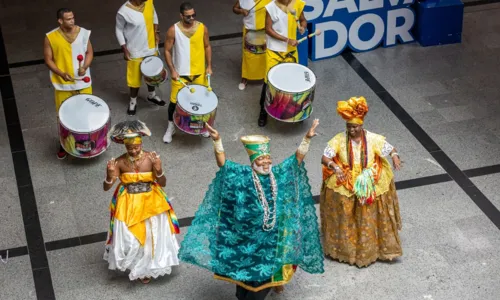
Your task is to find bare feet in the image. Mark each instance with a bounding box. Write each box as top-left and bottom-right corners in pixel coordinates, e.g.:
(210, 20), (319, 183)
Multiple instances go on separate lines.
(274, 285), (284, 294)
(140, 277), (151, 284)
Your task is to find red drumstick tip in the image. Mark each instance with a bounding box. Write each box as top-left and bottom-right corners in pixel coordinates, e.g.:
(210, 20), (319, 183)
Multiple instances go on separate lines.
(83, 76), (90, 83)
(77, 55), (84, 61)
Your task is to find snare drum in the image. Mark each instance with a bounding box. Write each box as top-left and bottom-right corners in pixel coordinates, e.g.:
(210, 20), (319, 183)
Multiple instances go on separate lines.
(58, 94), (110, 158)
(140, 56), (168, 86)
(244, 29), (266, 54)
(265, 63), (316, 122)
(174, 85), (218, 135)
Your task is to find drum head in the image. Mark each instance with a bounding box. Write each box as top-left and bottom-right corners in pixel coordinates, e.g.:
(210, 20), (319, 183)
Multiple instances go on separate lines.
(267, 63), (316, 93)
(59, 94), (110, 132)
(177, 85), (218, 115)
(140, 56), (164, 76)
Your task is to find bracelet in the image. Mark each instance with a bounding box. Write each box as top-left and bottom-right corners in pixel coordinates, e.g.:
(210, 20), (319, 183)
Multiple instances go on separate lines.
(155, 171), (165, 178)
(213, 138), (224, 153)
(327, 161), (334, 169)
(297, 137), (311, 155)
(104, 177), (115, 184)
(391, 152), (399, 157)
(285, 38), (289, 44)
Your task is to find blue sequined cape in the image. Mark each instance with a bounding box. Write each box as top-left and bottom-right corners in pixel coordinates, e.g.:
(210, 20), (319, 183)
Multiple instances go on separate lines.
(179, 155), (324, 282)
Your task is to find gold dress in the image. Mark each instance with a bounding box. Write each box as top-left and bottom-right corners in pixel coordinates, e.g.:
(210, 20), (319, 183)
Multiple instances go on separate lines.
(320, 131), (402, 267)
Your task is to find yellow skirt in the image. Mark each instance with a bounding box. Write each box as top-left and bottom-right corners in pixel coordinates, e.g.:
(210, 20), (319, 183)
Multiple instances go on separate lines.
(320, 181), (403, 267)
(241, 27), (266, 81)
(264, 48), (298, 83)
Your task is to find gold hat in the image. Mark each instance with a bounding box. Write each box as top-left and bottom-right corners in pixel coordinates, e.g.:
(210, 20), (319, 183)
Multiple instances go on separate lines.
(240, 135), (271, 163)
(336, 96), (369, 125)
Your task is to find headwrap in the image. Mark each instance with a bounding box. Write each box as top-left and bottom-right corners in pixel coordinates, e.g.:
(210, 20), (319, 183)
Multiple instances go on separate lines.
(240, 135), (271, 163)
(109, 120), (151, 144)
(336, 96), (369, 125)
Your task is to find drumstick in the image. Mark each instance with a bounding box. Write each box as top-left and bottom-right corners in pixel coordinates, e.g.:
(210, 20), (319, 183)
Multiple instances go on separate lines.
(75, 76), (91, 83)
(247, 0), (262, 12)
(298, 29), (322, 44)
(288, 9), (301, 30)
(178, 79), (195, 93)
(77, 54), (84, 70)
(207, 74), (212, 92)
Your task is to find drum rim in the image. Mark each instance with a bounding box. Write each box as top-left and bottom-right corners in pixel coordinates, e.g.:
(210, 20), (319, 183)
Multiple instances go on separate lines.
(59, 115), (111, 135)
(264, 106), (314, 123)
(59, 118), (111, 158)
(58, 94), (110, 132)
(140, 56), (165, 76)
(175, 84), (218, 115)
(172, 111), (214, 135)
(266, 62), (317, 93)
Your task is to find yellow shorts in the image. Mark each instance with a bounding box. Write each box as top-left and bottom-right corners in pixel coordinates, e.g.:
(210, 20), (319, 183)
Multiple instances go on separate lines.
(265, 49), (298, 83)
(127, 58), (144, 88)
(170, 74), (207, 103)
(55, 86), (93, 113)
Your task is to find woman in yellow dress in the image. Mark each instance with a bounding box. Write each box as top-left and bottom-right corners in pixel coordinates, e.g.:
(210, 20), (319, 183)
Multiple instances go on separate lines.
(103, 120), (180, 283)
(320, 97), (403, 267)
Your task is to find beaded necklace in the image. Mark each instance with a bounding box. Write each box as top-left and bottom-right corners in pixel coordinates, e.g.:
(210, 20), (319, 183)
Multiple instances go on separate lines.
(346, 130), (368, 169)
(251, 170), (278, 231)
(127, 151), (144, 173)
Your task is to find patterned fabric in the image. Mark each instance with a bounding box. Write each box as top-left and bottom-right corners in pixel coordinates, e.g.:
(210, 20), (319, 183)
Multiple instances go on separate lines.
(320, 181), (402, 267)
(179, 155), (324, 283)
(126, 182), (152, 194)
(324, 140), (394, 159)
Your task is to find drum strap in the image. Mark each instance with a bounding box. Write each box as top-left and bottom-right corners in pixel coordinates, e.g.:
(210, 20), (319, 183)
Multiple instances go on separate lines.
(271, 50), (297, 63)
(180, 75), (201, 83)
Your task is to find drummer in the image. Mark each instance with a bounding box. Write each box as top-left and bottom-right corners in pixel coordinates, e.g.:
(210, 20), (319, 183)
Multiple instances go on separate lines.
(232, 0), (272, 91)
(258, 0), (307, 127)
(43, 8), (94, 159)
(115, 0), (166, 116)
(163, 2), (213, 143)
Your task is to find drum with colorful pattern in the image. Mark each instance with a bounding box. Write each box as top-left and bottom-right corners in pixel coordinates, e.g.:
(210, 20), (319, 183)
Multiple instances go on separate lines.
(174, 85), (218, 135)
(244, 29), (267, 54)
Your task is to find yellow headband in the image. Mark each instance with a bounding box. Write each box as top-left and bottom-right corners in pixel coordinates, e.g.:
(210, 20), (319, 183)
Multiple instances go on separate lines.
(337, 96), (369, 124)
(123, 136), (142, 145)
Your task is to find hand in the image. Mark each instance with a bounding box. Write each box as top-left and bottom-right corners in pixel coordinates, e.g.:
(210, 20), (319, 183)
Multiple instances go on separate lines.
(149, 151), (162, 172)
(123, 47), (131, 61)
(60, 72), (74, 82)
(106, 158), (118, 179)
(335, 167), (346, 182)
(392, 155), (401, 171)
(299, 26), (306, 35)
(206, 66), (213, 76)
(305, 119), (319, 138)
(205, 123), (220, 140)
(171, 70), (180, 81)
(287, 39), (298, 47)
(241, 9), (249, 17)
(78, 67), (87, 77)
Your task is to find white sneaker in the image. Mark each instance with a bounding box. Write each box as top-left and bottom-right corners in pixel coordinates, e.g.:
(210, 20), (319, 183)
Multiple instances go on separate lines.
(201, 131), (210, 138)
(163, 121), (175, 143)
(238, 82), (246, 91)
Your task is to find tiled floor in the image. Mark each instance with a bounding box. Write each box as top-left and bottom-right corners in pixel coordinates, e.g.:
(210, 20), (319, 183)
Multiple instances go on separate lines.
(1, 1), (500, 300)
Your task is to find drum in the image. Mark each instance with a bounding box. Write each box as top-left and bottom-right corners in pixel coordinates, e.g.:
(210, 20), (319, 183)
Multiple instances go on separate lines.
(174, 85), (218, 135)
(265, 63), (316, 122)
(140, 56), (168, 86)
(58, 94), (110, 158)
(244, 29), (266, 54)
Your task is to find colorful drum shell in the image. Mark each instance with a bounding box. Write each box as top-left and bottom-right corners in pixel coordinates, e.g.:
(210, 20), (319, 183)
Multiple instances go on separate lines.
(140, 56), (168, 86)
(174, 85), (218, 135)
(58, 94), (110, 158)
(244, 29), (266, 54)
(265, 63), (316, 123)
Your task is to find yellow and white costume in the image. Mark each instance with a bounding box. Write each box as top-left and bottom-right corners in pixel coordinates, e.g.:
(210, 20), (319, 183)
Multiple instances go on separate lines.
(240, 0), (272, 80)
(46, 27), (92, 112)
(116, 0), (158, 88)
(170, 21), (207, 103)
(264, 0), (305, 82)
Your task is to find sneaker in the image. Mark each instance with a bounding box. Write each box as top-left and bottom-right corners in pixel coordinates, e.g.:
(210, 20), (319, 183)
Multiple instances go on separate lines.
(57, 146), (67, 160)
(238, 82), (246, 91)
(147, 95), (166, 106)
(163, 121), (175, 143)
(127, 102), (136, 116)
(201, 131), (210, 138)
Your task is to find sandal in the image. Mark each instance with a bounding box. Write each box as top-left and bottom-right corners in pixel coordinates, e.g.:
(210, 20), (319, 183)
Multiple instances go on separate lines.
(274, 285), (285, 294)
(140, 277), (151, 284)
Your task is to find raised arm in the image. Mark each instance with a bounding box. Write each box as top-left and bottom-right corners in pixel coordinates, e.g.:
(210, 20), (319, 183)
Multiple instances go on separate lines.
(103, 157), (119, 191)
(205, 123), (226, 168)
(295, 119), (319, 165)
(149, 151), (167, 187)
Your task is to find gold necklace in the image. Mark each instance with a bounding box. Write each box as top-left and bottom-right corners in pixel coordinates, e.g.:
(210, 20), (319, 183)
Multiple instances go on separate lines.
(127, 151), (144, 173)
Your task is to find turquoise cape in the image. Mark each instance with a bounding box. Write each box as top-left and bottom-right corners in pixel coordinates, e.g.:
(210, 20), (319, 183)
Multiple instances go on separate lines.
(179, 155), (324, 282)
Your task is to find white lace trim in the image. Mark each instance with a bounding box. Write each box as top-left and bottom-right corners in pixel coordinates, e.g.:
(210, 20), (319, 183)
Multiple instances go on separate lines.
(381, 141), (394, 157)
(323, 145), (335, 159)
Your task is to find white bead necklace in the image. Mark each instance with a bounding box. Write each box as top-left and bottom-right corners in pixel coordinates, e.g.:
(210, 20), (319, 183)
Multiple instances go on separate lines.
(251, 170), (278, 231)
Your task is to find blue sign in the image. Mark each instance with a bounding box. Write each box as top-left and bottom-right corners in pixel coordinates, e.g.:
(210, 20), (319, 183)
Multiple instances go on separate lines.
(304, 0), (416, 60)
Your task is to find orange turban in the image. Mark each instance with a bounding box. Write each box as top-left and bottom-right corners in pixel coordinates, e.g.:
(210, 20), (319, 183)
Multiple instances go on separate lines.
(336, 96), (369, 125)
